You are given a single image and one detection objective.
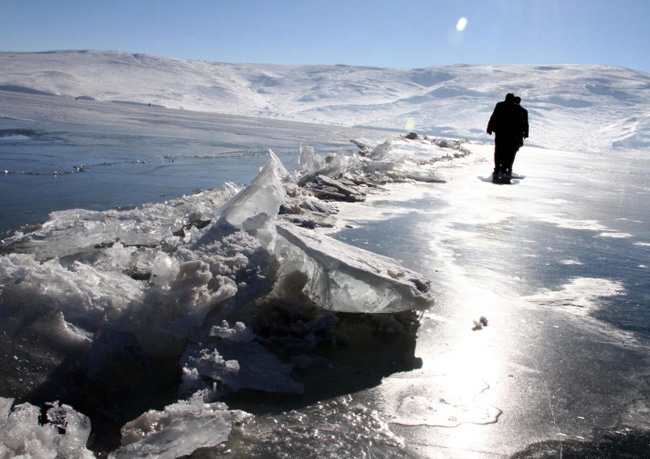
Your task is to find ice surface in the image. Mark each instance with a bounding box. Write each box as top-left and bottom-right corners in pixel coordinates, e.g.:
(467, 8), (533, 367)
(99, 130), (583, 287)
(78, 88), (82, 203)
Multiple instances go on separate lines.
(525, 277), (625, 316)
(393, 393), (502, 428)
(231, 396), (406, 457)
(0, 397), (94, 459)
(110, 391), (251, 459)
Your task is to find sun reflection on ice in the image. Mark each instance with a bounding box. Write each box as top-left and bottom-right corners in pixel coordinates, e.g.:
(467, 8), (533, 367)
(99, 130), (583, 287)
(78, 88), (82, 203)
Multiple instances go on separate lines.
(380, 279), (508, 452)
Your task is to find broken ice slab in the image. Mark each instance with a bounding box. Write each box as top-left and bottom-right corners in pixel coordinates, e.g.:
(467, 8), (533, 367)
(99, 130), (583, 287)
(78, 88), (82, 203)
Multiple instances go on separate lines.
(273, 222), (434, 314)
(111, 392), (251, 459)
(405, 172), (447, 183)
(181, 340), (305, 395)
(369, 139), (392, 160)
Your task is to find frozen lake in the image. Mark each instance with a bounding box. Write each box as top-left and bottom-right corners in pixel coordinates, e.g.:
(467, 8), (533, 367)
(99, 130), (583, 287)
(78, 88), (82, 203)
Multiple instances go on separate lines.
(0, 90), (393, 236)
(1, 91), (650, 457)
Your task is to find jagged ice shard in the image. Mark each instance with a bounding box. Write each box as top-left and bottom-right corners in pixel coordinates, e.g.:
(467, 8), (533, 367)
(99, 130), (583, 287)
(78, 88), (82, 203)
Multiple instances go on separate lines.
(217, 149), (287, 234)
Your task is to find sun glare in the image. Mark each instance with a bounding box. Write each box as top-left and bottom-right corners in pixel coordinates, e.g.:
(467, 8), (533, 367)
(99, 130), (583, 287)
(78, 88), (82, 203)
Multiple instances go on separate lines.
(405, 118), (416, 131)
(456, 17), (468, 32)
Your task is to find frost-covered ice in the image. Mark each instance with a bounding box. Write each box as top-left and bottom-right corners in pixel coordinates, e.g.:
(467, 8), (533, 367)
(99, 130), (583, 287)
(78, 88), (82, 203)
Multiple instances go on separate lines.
(525, 277), (625, 316)
(110, 391), (250, 459)
(0, 397), (94, 459)
(180, 333), (305, 395)
(231, 396), (406, 458)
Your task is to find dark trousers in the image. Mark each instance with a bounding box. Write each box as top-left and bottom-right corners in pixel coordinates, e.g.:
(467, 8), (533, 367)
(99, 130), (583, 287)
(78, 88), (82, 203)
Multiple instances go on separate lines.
(506, 147), (520, 173)
(494, 135), (518, 174)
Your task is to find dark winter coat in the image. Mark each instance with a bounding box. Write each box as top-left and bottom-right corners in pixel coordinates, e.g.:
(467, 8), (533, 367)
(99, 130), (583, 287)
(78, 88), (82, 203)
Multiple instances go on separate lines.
(487, 98), (523, 140)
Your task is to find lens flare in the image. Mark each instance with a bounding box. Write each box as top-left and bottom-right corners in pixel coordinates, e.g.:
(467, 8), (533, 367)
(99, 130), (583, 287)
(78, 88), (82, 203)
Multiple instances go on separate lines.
(405, 118), (416, 131)
(456, 17), (468, 32)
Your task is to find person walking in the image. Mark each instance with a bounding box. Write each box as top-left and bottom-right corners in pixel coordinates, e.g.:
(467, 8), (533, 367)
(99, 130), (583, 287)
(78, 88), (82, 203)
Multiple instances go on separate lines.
(486, 93), (523, 180)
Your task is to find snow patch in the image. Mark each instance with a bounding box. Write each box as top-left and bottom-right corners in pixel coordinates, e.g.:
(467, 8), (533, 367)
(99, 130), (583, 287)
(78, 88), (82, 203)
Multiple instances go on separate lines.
(526, 277), (625, 315)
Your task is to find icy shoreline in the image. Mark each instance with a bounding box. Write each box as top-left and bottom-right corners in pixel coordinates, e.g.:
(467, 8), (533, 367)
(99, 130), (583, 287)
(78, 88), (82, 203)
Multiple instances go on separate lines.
(0, 135), (468, 457)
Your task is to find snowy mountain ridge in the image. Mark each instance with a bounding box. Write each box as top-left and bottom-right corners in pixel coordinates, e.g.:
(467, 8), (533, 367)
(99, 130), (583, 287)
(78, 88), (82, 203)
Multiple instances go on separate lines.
(2, 49), (650, 151)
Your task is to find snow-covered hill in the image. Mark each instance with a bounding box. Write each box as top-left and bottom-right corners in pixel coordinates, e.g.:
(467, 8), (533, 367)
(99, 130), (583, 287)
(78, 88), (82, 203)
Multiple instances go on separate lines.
(2, 50), (649, 151)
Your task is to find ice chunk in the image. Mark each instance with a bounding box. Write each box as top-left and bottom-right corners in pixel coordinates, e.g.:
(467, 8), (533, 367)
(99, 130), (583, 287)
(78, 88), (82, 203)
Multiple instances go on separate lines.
(181, 339), (304, 394)
(140, 259), (239, 338)
(273, 222), (434, 313)
(369, 139), (392, 160)
(0, 398), (94, 458)
(0, 253), (143, 329)
(299, 144), (324, 172)
(3, 186), (239, 261)
(0, 398), (12, 418)
(357, 136), (470, 183)
(218, 150), (287, 233)
(150, 251), (180, 286)
(210, 320), (255, 342)
(110, 392), (250, 459)
(166, 262), (239, 337)
(45, 402), (94, 458)
(179, 346), (241, 395)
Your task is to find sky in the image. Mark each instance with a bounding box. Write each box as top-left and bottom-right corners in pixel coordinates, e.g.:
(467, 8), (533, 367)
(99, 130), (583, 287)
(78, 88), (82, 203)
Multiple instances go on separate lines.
(2, 0), (650, 73)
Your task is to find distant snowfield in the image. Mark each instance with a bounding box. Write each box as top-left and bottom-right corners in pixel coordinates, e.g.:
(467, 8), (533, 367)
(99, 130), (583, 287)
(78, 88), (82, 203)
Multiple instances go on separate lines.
(1, 50), (650, 151)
